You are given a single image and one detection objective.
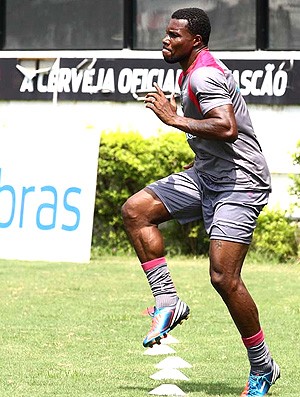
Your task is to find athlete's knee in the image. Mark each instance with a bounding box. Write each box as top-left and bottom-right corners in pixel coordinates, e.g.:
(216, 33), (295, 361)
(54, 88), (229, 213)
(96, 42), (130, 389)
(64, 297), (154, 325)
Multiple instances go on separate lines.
(122, 190), (154, 228)
(121, 196), (141, 226)
(210, 267), (240, 298)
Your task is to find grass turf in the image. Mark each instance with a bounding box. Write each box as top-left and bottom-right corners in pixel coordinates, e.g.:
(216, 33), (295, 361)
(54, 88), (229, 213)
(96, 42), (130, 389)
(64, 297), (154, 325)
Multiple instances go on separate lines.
(0, 256), (299, 396)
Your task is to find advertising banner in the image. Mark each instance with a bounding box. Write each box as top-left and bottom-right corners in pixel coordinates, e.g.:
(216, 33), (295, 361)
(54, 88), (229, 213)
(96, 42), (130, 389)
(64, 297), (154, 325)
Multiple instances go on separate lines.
(0, 117), (100, 263)
(0, 56), (299, 105)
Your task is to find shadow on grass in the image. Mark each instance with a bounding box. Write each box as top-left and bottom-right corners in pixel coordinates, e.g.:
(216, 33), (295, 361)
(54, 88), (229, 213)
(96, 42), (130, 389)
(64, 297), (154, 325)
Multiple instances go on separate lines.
(120, 381), (241, 395)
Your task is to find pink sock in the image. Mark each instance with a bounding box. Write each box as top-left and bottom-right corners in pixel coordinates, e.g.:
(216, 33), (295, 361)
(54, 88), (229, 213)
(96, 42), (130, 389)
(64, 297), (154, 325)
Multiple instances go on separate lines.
(242, 329), (264, 348)
(141, 256), (166, 272)
(242, 329), (273, 374)
(141, 256), (178, 308)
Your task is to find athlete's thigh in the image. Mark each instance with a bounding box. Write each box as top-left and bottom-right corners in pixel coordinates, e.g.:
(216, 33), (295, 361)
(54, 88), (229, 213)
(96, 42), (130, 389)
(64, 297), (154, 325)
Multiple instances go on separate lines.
(209, 239), (249, 277)
(124, 187), (172, 224)
(146, 168), (203, 224)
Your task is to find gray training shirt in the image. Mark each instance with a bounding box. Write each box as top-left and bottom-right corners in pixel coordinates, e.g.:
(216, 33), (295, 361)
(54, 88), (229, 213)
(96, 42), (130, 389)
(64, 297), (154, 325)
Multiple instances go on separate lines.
(178, 48), (271, 193)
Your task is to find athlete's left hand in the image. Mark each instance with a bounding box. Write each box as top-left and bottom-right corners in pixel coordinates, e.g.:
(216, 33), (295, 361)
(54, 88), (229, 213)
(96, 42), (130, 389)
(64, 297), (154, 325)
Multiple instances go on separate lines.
(144, 82), (177, 125)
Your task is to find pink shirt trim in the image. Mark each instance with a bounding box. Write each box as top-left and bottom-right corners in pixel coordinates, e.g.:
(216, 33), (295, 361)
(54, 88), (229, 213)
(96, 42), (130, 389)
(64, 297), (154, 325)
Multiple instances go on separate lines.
(178, 48), (225, 114)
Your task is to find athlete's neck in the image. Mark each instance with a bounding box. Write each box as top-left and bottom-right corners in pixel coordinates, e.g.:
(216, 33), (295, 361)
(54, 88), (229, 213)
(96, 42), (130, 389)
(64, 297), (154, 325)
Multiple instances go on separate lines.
(180, 45), (208, 72)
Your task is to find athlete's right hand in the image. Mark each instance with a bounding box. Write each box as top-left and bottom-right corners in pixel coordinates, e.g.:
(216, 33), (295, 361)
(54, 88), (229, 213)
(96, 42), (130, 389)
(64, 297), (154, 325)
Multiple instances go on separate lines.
(144, 82), (177, 125)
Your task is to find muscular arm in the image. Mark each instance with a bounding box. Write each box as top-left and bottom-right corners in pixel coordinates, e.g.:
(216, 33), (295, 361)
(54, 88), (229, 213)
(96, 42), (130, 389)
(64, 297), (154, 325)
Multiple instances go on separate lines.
(171, 105), (238, 142)
(145, 82), (238, 143)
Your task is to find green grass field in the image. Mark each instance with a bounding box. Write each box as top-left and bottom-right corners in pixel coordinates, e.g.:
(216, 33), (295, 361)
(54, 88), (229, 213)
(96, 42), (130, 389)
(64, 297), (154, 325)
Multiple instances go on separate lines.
(0, 256), (299, 397)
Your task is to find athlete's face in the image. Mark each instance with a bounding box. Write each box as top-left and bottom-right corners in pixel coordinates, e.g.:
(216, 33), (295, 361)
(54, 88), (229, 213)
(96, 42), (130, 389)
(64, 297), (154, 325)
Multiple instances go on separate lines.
(162, 19), (198, 67)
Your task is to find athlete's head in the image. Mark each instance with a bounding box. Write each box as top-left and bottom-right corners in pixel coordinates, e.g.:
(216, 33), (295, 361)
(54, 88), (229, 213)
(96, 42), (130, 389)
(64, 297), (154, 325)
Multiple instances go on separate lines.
(171, 8), (211, 46)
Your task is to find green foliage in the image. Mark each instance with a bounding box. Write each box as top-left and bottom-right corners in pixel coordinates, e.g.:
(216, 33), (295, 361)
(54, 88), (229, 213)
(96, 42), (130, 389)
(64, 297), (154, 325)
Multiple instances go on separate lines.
(160, 220), (210, 256)
(251, 206), (298, 262)
(93, 130), (199, 254)
(290, 141), (300, 201)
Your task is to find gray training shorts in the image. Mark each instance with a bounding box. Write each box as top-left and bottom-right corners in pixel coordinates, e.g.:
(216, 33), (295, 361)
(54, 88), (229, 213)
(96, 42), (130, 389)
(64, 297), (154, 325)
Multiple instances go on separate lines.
(147, 167), (269, 245)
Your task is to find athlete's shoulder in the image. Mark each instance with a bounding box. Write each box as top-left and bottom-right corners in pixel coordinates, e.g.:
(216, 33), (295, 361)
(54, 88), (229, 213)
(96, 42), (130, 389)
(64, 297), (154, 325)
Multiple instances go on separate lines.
(193, 49), (225, 74)
(189, 62), (227, 91)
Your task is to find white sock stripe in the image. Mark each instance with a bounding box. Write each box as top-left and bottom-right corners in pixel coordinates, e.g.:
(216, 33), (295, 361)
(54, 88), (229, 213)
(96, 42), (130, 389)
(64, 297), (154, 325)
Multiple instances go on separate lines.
(172, 300), (187, 324)
(249, 340), (266, 351)
(271, 363), (280, 383)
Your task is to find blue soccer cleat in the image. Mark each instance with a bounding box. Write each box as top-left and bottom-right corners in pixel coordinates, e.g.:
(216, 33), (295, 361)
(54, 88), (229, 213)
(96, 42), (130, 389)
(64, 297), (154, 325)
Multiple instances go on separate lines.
(241, 360), (280, 396)
(143, 299), (190, 348)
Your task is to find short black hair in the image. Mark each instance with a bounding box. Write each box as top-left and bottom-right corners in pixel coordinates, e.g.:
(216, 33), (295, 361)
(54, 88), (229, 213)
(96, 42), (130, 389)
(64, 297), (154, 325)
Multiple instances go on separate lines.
(171, 8), (211, 45)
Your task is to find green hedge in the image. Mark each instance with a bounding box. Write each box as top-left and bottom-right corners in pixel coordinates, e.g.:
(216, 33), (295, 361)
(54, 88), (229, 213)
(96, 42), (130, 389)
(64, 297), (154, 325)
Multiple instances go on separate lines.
(92, 131), (298, 261)
(250, 207), (298, 262)
(92, 130), (201, 255)
(290, 141), (300, 201)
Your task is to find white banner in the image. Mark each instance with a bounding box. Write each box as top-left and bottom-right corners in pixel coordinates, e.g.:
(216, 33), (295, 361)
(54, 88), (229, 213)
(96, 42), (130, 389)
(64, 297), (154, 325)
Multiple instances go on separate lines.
(0, 112), (100, 262)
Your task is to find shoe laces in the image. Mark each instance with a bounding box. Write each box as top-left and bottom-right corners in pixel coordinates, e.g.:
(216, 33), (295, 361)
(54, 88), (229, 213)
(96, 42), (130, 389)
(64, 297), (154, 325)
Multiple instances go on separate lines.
(148, 311), (162, 332)
(146, 306), (155, 317)
(242, 373), (271, 396)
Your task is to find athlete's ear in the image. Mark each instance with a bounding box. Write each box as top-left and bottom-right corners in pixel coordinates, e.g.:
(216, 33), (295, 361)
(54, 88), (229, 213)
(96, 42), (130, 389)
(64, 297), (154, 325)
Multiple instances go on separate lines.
(193, 34), (203, 48)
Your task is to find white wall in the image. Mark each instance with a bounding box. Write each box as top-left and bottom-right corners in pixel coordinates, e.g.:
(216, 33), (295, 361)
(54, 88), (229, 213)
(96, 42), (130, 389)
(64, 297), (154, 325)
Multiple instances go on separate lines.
(249, 105), (300, 217)
(0, 100), (299, 217)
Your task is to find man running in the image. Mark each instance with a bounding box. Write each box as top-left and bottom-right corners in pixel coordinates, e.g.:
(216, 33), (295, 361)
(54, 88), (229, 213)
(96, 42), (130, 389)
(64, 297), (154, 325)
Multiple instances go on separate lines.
(122, 7), (280, 397)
